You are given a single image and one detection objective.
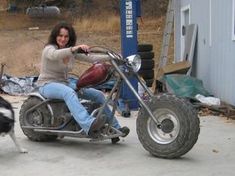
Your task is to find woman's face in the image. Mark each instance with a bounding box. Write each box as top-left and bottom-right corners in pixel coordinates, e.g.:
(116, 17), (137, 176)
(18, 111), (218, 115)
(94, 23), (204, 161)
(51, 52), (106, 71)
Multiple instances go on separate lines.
(56, 28), (69, 48)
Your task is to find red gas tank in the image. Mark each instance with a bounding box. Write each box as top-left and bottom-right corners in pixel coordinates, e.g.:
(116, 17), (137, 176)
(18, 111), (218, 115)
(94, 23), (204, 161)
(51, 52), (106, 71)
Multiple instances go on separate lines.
(76, 62), (111, 90)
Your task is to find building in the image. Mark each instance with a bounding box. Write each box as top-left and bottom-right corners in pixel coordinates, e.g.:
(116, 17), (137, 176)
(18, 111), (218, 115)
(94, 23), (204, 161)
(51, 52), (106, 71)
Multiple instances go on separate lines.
(174, 0), (235, 106)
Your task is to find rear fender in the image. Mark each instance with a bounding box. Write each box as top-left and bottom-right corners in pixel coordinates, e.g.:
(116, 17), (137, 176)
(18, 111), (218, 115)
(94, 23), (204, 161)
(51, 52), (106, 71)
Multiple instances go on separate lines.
(27, 92), (54, 118)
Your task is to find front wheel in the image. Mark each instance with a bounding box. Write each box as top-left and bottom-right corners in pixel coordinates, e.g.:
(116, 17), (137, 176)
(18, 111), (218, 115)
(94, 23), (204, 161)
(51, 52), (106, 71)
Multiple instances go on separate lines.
(136, 94), (200, 159)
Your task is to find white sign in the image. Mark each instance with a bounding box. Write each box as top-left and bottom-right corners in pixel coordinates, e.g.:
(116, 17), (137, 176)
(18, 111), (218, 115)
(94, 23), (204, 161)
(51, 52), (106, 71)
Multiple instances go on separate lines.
(126, 1), (133, 38)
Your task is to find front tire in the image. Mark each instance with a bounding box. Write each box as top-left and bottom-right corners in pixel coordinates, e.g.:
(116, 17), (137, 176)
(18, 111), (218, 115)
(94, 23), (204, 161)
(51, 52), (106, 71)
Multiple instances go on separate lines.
(136, 94), (200, 158)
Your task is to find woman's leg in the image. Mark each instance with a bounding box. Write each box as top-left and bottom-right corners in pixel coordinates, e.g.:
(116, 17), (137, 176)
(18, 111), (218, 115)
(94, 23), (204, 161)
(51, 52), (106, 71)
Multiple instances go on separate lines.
(78, 88), (121, 129)
(39, 82), (95, 134)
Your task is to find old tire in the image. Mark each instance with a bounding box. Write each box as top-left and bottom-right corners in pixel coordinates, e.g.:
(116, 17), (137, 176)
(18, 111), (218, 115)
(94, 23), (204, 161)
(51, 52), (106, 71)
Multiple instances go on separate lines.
(138, 52), (155, 59)
(138, 44), (153, 52)
(136, 94), (200, 158)
(140, 59), (155, 70)
(19, 97), (58, 142)
(138, 70), (154, 79)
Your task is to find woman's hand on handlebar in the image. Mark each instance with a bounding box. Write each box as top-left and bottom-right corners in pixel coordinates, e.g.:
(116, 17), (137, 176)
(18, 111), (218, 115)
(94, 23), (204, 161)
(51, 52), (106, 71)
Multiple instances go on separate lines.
(71, 44), (90, 54)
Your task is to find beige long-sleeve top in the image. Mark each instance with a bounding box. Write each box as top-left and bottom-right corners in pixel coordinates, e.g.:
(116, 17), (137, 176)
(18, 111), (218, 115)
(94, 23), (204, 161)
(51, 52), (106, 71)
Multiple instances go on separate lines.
(36, 45), (109, 86)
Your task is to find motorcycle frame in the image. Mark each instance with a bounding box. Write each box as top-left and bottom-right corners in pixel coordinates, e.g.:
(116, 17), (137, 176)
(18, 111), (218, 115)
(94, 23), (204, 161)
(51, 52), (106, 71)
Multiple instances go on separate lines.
(20, 49), (200, 157)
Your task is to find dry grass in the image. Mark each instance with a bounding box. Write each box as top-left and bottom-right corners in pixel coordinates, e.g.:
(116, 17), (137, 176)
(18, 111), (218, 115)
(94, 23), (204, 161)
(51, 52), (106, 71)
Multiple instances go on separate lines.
(0, 11), (176, 78)
(74, 15), (120, 34)
(0, 12), (31, 29)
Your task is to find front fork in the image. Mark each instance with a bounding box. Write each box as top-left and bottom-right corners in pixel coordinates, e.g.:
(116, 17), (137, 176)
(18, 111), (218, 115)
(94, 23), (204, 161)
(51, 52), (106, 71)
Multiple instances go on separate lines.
(111, 60), (161, 125)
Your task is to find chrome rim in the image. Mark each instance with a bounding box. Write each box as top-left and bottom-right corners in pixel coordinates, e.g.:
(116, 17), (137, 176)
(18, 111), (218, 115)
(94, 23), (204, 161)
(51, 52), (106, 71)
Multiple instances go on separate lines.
(147, 108), (180, 144)
(25, 110), (43, 127)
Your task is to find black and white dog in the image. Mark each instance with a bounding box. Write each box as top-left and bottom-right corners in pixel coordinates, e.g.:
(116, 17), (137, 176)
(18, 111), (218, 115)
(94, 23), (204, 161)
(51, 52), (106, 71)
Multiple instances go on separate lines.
(0, 96), (27, 153)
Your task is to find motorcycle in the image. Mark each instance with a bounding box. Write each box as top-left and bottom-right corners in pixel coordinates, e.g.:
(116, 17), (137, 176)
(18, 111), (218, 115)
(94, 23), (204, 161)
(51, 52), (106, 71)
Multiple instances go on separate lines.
(19, 46), (200, 159)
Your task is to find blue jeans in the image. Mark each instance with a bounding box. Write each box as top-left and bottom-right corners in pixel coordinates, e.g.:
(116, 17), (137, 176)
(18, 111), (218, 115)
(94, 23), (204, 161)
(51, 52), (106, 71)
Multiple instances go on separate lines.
(39, 81), (121, 134)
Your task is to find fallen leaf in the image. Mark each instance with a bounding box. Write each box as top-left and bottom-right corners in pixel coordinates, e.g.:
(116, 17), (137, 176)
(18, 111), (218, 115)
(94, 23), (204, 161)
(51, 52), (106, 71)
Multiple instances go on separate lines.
(212, 149), (219, 153)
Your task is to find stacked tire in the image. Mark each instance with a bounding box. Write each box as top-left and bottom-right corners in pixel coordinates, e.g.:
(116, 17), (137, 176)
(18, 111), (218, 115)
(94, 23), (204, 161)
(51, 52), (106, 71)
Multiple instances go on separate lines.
(138, 44), (155, 87)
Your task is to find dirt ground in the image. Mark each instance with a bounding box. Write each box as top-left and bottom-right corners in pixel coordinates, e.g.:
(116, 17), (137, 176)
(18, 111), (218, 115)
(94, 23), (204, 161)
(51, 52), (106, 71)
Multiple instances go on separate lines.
(0, 12), (167, 78)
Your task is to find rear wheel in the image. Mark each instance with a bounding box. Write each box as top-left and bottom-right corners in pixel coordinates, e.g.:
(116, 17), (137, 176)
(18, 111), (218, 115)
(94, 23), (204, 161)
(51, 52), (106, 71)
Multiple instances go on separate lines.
(19, 97), (58, 142)
(136, 94), (200, 158)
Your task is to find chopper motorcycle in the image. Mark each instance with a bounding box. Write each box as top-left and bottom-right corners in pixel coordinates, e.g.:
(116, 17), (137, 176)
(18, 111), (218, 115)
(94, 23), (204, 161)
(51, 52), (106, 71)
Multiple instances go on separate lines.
(19, 46), (200, 159)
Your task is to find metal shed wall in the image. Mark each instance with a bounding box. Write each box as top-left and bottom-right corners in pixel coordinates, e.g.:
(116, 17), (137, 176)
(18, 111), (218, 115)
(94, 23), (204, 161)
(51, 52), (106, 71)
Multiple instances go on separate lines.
(174, 0), (235, 105)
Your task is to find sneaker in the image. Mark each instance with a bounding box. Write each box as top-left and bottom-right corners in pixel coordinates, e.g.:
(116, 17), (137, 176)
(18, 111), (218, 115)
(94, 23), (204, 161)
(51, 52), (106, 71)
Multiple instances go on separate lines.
(111, 126), (130, 144)
(88, 115), (106, 135)
(119, 126), (130, 137)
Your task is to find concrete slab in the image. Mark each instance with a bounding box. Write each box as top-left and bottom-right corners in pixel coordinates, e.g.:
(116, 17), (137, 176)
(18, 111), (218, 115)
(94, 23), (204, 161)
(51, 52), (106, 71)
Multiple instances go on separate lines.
(0, 95), (235, 176)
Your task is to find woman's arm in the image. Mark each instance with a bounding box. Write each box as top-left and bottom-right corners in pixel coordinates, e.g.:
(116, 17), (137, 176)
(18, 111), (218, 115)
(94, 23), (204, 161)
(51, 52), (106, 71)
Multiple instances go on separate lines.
(43, 44), (110, 63)
(71, 44), (111, 63)
(43, 45), (73, 61)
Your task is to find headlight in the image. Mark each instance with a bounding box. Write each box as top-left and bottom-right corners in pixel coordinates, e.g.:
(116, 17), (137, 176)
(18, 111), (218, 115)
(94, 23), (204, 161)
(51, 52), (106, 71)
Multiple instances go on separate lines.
(126, 54), (141, 72)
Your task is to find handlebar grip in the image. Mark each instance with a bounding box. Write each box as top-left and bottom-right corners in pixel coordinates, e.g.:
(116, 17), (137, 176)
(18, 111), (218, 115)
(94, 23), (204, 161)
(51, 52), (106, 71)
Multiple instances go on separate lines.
(75, 47), (88, 54)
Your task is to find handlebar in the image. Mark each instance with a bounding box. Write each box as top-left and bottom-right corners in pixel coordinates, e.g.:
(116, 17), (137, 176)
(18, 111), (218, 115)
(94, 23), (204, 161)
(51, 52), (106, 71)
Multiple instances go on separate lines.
(75, 46), (124, 63)
(89, 46), (122, 60)
(75, 47), (89, 54)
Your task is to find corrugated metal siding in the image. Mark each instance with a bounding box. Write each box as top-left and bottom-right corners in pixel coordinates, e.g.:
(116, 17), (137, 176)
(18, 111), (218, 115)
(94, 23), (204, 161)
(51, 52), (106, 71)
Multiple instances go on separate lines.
(174, 0), (182, 61)
(175, 0), (235, 105)
(209, 0), (235, 105)
(174, 0), (181, 61)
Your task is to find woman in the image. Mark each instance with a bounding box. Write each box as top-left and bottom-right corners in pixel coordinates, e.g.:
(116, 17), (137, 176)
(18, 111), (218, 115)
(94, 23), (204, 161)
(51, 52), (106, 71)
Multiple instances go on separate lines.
(36, 21), (129, 143)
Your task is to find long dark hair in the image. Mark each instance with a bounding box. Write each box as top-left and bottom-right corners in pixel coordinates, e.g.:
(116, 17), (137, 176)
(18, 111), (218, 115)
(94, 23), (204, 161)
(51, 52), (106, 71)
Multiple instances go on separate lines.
(47, 21), (77, 47)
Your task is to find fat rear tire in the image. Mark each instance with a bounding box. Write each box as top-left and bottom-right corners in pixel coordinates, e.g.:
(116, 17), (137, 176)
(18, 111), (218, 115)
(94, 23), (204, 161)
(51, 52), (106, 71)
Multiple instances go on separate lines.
(19, 97), (58, 142)
(136, 94), (200, 158)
